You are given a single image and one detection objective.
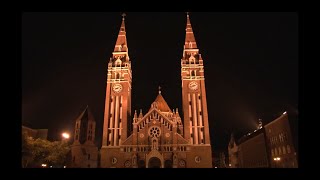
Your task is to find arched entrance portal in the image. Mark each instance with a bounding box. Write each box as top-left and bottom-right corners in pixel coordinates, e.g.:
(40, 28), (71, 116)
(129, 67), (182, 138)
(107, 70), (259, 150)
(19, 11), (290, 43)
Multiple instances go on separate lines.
(148, 157), (161, 168)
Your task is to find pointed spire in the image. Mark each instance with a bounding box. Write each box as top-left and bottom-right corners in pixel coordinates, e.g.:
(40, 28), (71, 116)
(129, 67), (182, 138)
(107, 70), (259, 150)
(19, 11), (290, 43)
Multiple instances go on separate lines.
(113, 13), (128, 54)
(229, 133), (235, 147)
(184, 12), (197, 49)
(139, 109), (143, 118)
(176, 108), (180, 117)
(133, 110), (137, 119)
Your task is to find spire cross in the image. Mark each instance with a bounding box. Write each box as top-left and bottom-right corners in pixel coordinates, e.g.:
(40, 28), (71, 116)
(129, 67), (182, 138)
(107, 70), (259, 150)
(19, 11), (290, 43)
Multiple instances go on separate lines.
(122, 13), (126, 20)
(158, 86), (161, 94)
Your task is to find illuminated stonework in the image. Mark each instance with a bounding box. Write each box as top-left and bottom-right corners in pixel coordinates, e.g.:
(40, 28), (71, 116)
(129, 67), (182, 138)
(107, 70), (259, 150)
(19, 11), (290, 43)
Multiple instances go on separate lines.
(99, 13), (213, 168)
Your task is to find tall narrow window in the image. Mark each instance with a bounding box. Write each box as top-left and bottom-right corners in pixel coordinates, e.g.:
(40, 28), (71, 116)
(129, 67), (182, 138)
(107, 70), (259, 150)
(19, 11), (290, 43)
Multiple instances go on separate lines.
(191, 70), (195, 77)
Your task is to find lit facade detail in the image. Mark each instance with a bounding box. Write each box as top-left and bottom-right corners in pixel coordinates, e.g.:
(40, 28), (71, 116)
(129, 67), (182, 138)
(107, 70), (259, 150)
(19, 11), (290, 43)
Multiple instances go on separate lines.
(99, 13), (213, 168)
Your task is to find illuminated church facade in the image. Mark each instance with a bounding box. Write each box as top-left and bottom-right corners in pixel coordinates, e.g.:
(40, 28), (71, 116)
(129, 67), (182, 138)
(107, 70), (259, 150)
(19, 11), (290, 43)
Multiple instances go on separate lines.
(71, 13), (213, 168)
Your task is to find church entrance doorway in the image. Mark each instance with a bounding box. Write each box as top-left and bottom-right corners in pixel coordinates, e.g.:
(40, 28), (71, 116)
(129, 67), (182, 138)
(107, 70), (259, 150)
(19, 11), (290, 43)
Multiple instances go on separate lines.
(148, 157), (161, 168)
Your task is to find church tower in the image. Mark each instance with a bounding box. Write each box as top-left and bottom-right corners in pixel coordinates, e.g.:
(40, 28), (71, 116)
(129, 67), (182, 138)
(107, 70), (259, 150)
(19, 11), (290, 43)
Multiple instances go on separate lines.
(100, 14), (132, 167)
(70, 105), (98, 168)
(181, 13), (212, 167)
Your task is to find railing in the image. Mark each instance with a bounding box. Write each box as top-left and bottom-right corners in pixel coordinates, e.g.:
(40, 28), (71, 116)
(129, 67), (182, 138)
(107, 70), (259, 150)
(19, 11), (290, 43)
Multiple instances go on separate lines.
(121, 145), (189, 153)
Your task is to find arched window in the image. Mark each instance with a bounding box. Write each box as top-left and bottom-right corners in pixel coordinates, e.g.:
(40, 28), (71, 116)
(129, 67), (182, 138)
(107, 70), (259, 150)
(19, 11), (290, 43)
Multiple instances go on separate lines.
(278, 147), (282, 155)
(189, 41), (192, 48)
(282, 146), (286, 154)
(115, 73), (120, 79)
(287, 145), (291, 153)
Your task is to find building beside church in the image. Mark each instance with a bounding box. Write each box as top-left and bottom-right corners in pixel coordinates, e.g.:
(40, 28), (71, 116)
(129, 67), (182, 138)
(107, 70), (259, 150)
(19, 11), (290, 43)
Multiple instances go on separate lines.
(22, 125), (48, 140)
(228, 134), (239, 168)
(70, 106), (99, 168)
(71, 13), (213, 168)
(228, 112), (298, 168)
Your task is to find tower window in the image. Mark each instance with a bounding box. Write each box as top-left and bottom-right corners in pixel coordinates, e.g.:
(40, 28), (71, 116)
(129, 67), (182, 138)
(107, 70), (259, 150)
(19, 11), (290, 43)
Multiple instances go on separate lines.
(189, 101), (191, 105)
(199, 111), (202, 116)
(191, 70), (195, 76)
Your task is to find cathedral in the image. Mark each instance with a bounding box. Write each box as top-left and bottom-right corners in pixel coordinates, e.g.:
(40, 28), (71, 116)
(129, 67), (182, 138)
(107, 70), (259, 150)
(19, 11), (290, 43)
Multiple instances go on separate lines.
(71, 13), (213, 168)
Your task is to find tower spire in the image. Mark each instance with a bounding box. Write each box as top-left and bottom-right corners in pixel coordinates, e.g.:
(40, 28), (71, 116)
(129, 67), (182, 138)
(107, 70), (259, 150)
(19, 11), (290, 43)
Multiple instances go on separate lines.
(113, 13), (129, 55)
(185, 12), (197, 49)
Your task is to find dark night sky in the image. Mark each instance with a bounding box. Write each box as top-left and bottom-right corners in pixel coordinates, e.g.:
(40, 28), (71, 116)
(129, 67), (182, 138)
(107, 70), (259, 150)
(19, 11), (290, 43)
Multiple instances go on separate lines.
(22, 12), (298, 152)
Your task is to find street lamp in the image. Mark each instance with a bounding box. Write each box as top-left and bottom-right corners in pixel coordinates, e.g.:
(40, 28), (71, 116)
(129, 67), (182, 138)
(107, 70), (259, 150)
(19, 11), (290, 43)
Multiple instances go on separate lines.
(273, 157), (281, 168)
(62, 132), (70, 140)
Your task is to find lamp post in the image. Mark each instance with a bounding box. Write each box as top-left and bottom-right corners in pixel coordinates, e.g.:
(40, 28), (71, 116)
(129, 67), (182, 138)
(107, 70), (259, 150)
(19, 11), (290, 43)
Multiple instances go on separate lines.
(61, 132), (71, 168)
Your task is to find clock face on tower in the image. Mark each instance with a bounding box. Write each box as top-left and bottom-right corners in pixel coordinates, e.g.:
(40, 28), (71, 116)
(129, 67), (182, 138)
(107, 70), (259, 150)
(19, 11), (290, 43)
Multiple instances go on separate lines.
(188, 81), (198, 91)
(112, 83), (123, 93)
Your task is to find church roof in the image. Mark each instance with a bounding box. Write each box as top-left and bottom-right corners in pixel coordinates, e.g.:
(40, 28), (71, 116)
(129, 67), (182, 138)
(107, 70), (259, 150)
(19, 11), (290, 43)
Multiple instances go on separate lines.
(149, 93), (172, 113)
(76, 105), (95, 122)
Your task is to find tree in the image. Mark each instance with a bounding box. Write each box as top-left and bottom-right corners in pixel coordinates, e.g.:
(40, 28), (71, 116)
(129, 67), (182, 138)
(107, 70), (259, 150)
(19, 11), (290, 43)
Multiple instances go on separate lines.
(22, 132), (71, 168)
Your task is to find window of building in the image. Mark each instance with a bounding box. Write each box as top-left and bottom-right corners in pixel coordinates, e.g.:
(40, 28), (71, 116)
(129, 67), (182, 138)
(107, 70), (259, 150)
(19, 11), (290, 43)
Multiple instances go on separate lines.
(275, 148), (278, 156)
(287, 145), (291, 153)
(189, 41), (192, 48)
(88, 154), (90, 160)
(282, 146), (286, 154)
(271, 149), (274, 157)
(191, 70), (195, 77)
(278, 147), (282, 155)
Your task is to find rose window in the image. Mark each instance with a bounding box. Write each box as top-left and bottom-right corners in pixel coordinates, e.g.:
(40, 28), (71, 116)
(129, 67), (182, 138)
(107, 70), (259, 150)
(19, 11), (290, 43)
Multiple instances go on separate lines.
(124, 160), (131, 167)
(149, 126), (161, 137)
